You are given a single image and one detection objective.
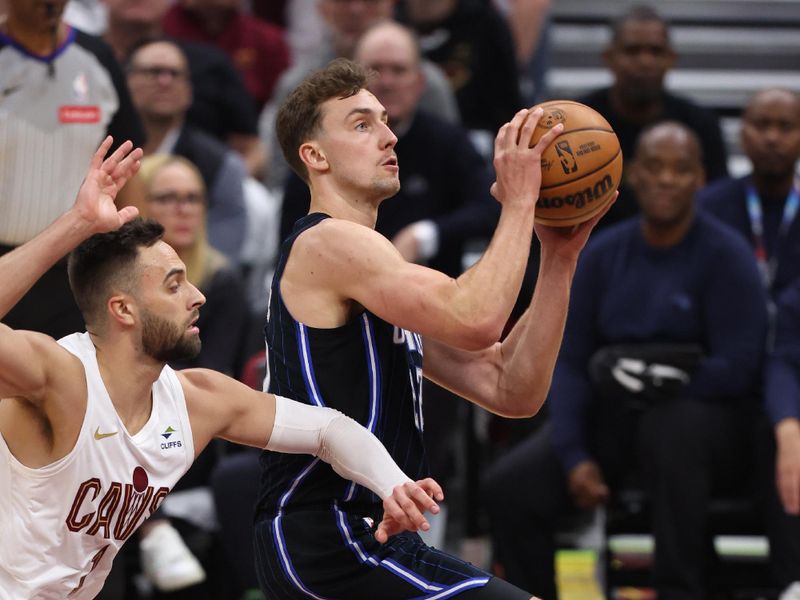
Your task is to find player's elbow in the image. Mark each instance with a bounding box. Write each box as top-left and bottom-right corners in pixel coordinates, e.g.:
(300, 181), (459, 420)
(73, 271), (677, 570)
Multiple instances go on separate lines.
(496, 379), (551, 418)
(456, 315), (504, 351)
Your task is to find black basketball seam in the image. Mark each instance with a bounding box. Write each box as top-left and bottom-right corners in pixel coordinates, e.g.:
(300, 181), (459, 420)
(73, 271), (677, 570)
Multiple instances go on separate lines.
(540, 147), (622, 191)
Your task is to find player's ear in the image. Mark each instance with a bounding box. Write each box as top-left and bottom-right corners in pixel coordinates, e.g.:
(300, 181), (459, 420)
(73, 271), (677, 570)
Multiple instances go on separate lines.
(108, 293), (136, 328)
(299, 142), (329, 174)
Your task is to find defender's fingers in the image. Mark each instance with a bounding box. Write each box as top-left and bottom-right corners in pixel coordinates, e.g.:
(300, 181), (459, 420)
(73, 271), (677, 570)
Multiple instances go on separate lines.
(102, 139), (134, 173)
(111, 148), (143, 182)
(91, 136), (114, 170)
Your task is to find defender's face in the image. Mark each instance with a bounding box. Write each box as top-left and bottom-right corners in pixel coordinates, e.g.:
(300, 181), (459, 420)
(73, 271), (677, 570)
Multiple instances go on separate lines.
(314, 88), (400, 201)
(135, 242), (205, 362)
(630, 131), (704, 226)
(742, 90), (800, 179)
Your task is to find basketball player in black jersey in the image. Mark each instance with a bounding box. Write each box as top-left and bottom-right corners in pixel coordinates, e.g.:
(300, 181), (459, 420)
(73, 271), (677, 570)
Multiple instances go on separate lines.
(254, 58), (612, 599)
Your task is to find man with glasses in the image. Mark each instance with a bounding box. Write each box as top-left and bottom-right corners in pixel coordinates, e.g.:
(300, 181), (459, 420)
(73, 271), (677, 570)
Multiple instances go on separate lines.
(0, 0), (144, 339)
(126, 36), (247, 264)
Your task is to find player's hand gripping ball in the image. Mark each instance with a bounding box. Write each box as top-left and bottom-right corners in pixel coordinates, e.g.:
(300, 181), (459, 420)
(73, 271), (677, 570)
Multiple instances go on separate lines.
(528, 100), (622, 227)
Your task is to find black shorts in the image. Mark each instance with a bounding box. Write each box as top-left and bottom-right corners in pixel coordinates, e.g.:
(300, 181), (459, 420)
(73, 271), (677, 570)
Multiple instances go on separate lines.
(253, 506), (531, 599)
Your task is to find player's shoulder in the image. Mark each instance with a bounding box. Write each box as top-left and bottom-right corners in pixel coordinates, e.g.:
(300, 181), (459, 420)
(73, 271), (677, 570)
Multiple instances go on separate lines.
(295, 216), (389, 255)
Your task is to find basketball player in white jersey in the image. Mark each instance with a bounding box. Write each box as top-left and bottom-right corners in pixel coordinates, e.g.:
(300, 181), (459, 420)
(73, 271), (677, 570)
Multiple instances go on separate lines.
(0, 137), (443, 599)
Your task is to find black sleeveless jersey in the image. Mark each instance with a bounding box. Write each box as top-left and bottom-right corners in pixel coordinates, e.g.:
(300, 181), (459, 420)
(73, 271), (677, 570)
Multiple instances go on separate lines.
(255, 213), (428, 519)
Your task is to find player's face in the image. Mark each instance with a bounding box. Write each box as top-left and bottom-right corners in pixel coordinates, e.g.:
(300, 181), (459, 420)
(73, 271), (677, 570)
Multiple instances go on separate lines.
(741, 90), (800, 180)
(605, 20), (675, 104)
(135, 242), (205, 362)
(356, 30), (424, 127)
(127, 42), (192, 120)
(146, 162), (206, 252)
(630, 131), (704, 226)
(313, 88), (400, 201)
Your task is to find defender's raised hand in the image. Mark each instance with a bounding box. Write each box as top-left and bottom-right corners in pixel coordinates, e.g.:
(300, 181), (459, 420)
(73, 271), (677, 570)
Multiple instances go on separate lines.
(73, 136), (143, 233)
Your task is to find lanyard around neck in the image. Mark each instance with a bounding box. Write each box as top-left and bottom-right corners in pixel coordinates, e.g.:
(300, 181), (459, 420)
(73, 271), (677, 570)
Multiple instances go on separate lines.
(745, 180), (799, 289)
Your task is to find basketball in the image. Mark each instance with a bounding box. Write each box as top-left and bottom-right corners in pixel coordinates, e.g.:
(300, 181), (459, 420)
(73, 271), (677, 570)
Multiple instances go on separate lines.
(527, 100), (622, 227)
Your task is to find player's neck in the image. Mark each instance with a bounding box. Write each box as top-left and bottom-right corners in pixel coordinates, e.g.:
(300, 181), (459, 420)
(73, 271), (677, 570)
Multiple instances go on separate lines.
(308, 184), (379, 229)
(3, 15), (67, 56)
(92, 335), (161, 435)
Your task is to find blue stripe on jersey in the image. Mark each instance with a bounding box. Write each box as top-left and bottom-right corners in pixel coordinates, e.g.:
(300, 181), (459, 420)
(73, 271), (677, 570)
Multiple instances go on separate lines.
(332, 501), (380, 566)
(413, 578), (492, 600)
(273, 457), (329, 599)
(344, 314), (384, 502)
(296, 322), (325, 407)
(381, 559), (445, 593)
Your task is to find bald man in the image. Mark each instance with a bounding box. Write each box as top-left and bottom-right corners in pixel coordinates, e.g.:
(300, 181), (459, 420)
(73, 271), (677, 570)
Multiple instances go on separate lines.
(484, 122), (768, 599)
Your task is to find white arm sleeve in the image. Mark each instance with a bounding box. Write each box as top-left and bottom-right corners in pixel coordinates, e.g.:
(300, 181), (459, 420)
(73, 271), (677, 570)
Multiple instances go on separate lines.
(265, 395), (412, 499)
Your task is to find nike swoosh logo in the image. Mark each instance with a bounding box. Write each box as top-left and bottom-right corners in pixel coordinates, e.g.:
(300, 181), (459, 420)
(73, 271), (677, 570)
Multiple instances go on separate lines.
(94, 427), (119, 440)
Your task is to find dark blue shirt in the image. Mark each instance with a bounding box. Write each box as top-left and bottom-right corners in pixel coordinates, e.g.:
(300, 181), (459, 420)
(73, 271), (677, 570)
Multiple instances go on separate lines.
(550, 213), (768, 471)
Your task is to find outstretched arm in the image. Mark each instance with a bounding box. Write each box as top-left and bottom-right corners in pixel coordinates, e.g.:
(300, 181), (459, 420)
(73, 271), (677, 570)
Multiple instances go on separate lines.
(180, 369), (443, 543)
(0, 137), (142, 400)
(422, 198), (614, 418)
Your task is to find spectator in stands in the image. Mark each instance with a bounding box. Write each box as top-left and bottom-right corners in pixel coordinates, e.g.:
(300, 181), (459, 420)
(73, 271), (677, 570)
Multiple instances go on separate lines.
(0, 0), (144, 339)
(126, 37), (248, 263)
(580, 4), (728, 226)
(162, 0), (290, 111)
(698, 87), (800, 299)
(762, 277), (800, 600)
(493, 0), (552, 105)
(102, 0), (265, 176)
(699, 87), (800, 600)
(131, 154), (250, 596)
(483, 122), (767, 600)
(260, 0), (459, 191)
(398, 0), (523, 134)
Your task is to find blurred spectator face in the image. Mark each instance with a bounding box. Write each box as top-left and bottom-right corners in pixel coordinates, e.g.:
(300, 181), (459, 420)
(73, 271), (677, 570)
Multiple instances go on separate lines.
(127, 41), (192, 121)
(318, 0), (394, 53)
(355, 23), (424, 127)
(741, 89), (800, 180)
(403, 0), (456, 26)
(146, 161), (206, 251)
(629, 125), (704, 226)
(103, 0), (171, 26)
(604, 19), (675, 105)
(180, 0), (240, 24)
(7, 0), (67, 32)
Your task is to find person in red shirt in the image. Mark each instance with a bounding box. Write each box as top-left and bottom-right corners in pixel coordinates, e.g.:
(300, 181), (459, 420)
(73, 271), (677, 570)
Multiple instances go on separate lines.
(163, 0), (290, 110)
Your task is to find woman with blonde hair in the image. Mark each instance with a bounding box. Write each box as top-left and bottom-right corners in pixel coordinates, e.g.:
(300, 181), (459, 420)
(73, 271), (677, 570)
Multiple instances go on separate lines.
(138, 153), (248, 376)
(132, 154), (249, 597)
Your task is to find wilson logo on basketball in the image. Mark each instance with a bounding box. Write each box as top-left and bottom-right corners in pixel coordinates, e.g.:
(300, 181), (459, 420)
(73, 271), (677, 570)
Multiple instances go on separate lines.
(65, 467), (169, 541)
(536, 174), (615, 210)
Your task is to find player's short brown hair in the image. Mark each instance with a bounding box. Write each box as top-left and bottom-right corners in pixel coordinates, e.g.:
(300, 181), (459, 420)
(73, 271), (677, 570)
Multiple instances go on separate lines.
(68, 218), (164, 327)
(276, 58), (373, 183)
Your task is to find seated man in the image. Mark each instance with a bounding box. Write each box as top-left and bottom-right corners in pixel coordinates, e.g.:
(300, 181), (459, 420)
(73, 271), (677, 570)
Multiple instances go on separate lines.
(0, 138), (441, 599)
(760, 278), (800, 597)
(483, 122), (767, 600)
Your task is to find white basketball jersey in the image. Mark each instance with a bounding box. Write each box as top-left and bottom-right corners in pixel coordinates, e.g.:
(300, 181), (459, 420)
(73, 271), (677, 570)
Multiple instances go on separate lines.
(0, 332), (195, 599)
